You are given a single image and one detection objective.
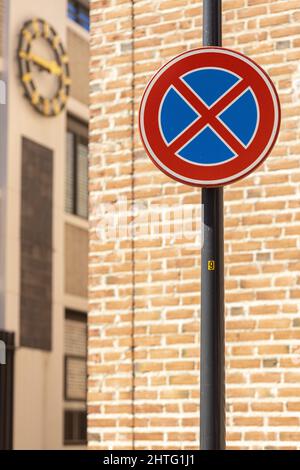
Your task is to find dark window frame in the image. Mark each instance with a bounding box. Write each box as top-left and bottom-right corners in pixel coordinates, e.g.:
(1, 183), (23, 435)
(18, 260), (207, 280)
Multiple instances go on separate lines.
(0, 331), (15, 450)
(64, 309), (87, 446)
(64, 309), (87, 402)
(64, 355), (87, 403)
(66, 116), (89, 219)
(64, 409), (87, 446)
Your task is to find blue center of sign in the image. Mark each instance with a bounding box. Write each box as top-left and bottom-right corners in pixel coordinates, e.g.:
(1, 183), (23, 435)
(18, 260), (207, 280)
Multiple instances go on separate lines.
(160, 68), (258, 165)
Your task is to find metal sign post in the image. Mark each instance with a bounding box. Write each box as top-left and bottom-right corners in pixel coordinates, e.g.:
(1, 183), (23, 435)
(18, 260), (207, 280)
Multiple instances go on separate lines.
(200, 0), (225, 451)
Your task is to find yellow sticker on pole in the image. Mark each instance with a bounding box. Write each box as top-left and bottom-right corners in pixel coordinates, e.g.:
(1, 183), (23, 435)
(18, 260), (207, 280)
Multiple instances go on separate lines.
(208, 260), (215, 271)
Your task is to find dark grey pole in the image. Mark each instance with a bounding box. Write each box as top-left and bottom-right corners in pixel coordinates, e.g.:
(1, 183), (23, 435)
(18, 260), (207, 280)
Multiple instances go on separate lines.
(200, 0), (225, 450)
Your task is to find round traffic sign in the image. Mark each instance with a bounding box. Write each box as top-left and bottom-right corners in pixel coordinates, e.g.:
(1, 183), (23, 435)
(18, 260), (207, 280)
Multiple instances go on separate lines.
(139, 47), (281, 187)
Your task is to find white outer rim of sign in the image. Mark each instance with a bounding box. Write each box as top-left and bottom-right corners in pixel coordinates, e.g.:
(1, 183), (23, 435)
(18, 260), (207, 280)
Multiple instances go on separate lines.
(139, 48), (280, 186)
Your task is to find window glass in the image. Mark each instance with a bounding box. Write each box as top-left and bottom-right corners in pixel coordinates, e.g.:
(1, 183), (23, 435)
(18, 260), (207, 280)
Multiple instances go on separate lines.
(76, 142), (88, 219)
(64, 309), (87, 445)
(65, 131), (75, 214)
(65, 117), (88, 219)
(68, 1), (90, 31)
(64, 410), (87, 445)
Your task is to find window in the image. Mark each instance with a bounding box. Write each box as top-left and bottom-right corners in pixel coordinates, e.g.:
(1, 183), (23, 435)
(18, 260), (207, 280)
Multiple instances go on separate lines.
(0, 331), (14, 450)
(68, 0), (90, 31)
(64, 309), (87, 445)
(64, 410), (87, 446)
(65, 116), (88, 219)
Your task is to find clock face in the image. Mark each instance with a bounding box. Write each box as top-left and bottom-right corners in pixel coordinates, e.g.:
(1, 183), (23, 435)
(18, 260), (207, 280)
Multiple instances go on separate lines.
(18, 18), (71, 117)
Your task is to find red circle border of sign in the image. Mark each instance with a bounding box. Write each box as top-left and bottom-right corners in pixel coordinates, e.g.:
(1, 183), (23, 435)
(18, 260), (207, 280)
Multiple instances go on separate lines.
(139, 47), (281, 187)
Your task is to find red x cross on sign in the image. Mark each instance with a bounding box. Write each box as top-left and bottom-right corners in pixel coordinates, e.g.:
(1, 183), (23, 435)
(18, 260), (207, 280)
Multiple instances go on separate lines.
(168, 77), (249, 156)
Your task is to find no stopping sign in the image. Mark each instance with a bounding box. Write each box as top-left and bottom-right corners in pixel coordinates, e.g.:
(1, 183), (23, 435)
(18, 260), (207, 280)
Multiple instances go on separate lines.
(139, 47), (281, 187)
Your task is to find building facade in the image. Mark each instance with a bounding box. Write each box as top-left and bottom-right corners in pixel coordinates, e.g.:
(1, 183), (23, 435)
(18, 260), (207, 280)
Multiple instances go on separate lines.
(89, 0), (300, 450)
(0, 0), (89, 449)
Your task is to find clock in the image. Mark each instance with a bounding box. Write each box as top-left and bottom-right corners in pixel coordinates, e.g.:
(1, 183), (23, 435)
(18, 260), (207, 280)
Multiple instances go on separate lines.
(18, 18), (71, 117)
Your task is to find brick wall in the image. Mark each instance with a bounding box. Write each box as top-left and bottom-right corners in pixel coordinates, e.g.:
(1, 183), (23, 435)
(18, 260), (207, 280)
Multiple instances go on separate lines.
(89, 0), (300, 449)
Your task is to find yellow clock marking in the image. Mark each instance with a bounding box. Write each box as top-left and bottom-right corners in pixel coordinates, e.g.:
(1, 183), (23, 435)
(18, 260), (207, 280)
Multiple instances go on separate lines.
(43, 21), (50, 38)
(59, 90), (67, 104)
(22, 73), (32, 83)
(52, 98), (60, 115)
(62, 76), (72, 86)
(61, 55), (69, 64)
(43, 99), (50, 115)
(32, 19), (40, 36)
(22, 29), (32, 42)
(31, 91), (40, 105)
(52, 36), (60, 49)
